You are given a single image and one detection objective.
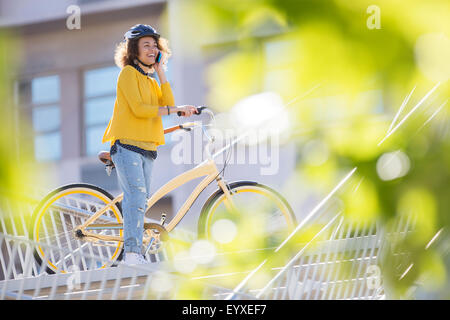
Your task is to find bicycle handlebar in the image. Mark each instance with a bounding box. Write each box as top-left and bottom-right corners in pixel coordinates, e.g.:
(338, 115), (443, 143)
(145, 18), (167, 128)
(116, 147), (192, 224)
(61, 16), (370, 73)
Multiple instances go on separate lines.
(173, 107), (216, 160)
(177, 106), (207, 117)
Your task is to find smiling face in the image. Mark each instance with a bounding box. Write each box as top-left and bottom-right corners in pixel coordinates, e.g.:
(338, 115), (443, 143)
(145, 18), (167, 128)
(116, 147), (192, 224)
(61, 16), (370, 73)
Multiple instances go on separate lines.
(137, 36), (159, 65)
(114, 33), (171, 70)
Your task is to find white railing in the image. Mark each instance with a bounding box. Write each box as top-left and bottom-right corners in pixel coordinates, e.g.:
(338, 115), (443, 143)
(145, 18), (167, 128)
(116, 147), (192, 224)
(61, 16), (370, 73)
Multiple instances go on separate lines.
(0, 231), (240, 300)
(0, 192), (196, 280)
(226, 212), (415, 300)
(0, 191), (243, 300)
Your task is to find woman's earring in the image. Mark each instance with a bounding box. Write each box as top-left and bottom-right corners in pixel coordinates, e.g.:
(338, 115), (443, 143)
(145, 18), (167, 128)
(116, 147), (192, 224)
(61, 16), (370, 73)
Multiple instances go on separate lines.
(133, 59), (138, 65)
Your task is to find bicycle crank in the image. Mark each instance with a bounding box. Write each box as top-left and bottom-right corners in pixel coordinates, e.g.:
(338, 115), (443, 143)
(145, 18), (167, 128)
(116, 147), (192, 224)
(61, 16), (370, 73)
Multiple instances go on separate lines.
(143, 222), (169, 255)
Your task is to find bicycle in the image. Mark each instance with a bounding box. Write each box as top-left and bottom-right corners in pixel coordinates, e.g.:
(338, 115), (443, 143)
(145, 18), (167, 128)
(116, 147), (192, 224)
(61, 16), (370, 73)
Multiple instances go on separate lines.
(30, 107), (297, 274)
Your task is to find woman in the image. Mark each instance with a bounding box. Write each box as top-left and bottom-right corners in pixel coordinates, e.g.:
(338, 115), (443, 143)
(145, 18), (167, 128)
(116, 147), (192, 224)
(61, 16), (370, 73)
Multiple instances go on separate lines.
(102, 24), (197, 265)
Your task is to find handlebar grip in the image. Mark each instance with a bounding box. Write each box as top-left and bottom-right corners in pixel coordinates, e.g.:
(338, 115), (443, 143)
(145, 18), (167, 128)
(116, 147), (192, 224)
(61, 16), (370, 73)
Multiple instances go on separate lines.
(177, 106), (207, 117)
(196, 106), (207, 114)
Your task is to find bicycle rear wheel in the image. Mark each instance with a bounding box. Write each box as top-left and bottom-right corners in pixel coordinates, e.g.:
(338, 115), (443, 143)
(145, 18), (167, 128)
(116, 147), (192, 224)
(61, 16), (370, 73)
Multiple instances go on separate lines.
(198, 181), (297, 256)
(30, 183), (123, 274)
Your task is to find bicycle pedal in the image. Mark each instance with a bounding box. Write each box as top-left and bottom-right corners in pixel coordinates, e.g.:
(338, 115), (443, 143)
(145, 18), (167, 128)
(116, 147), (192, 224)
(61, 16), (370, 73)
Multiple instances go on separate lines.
(144, 237), (155, 256)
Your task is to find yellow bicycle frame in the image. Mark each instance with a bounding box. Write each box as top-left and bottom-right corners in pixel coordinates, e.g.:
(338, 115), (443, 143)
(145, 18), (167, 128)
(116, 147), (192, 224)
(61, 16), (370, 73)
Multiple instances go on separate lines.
(77, 158), (235, 243)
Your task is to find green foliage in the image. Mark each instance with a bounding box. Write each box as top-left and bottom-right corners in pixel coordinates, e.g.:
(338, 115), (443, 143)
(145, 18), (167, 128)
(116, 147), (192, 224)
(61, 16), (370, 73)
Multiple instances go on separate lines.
(175, 0), (450, 298)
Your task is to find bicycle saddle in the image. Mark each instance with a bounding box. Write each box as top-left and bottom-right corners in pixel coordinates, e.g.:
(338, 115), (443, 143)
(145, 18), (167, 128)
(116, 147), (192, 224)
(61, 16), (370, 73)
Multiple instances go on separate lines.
(97, 122), (198, 170)
(98, 151), (114, 168)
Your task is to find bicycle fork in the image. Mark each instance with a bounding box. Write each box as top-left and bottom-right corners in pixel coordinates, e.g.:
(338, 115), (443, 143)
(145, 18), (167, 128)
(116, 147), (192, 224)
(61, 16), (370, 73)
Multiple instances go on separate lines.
(216, 177), (238, 212)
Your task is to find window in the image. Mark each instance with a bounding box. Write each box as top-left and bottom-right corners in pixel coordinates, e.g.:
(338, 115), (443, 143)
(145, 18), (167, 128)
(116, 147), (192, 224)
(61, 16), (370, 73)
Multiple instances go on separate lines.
(83, 66), (120, 156)
(20, 75), (62, 162)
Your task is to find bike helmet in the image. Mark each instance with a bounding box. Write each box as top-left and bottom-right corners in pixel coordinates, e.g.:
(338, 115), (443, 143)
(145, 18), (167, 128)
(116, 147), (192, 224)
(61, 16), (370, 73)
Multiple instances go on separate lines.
(123, 24), (160, 41)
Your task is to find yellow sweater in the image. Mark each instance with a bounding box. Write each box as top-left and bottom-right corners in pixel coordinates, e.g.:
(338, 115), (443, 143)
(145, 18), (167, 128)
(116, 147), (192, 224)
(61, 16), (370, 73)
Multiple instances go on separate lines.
(102, 65), (175, 150)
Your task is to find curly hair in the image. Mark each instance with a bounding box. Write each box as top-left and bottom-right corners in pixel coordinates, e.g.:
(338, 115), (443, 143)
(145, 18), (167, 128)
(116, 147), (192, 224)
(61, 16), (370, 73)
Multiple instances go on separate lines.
(114, 35), (171, 73)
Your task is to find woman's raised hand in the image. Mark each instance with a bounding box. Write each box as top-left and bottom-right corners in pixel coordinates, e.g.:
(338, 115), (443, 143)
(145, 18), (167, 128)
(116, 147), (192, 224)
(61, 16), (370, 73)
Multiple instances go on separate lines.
(153, 54), (164, 74)
(176, 105), (198, 117)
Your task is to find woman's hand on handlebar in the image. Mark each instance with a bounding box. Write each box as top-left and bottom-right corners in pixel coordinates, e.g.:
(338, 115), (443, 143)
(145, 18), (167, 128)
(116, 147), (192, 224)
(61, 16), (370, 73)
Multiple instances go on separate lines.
(176, 105), (198, 117)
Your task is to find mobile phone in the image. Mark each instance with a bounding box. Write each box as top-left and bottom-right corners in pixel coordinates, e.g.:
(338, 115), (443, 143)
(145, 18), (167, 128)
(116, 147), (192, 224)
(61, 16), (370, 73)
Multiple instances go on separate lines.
(156, 52), (162, 63)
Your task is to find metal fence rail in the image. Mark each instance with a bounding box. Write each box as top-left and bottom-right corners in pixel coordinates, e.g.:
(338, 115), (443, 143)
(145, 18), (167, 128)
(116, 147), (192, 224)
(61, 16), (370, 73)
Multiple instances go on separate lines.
(229, 212), (415, 300)
(221, 167), (418, 301)
(0, 232), (241, 300)
(0, 192), (249, 300)
(0, 193), (197, 280)
(256, 216), (384, 299)
(0, 195), (40, 280)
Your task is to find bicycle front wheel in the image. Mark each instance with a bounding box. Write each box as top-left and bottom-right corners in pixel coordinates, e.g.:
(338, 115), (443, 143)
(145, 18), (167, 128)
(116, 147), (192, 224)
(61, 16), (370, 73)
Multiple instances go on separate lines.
(198, 181), (297, 255)
(30, 183), (123, 274)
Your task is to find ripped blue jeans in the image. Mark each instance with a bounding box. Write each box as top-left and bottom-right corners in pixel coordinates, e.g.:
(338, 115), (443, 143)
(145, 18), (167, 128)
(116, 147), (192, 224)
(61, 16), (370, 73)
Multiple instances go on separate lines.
(111, 144), (154, 254)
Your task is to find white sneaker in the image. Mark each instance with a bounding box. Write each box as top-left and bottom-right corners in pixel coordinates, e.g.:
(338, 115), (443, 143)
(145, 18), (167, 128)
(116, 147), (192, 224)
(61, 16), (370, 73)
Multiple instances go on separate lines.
(122, 252), (150, 265)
